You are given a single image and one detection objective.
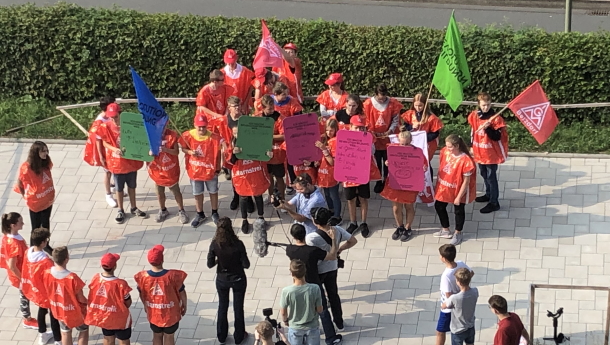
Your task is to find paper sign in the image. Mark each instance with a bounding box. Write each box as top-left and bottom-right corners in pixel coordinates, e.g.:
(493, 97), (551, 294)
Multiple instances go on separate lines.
(334, 130), (372, 185)
(284, 113), (322, 165)
(236, 116), (274, 161)
(389, 134), (399, 144)
(120, 112), (154, 162)
(411, 131), (435, 205)
(387, 145), (425, 192)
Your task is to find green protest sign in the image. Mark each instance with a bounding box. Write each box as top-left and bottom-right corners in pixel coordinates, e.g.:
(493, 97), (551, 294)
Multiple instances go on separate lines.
(235, 116), (274, 161)
(120, 112), (154, 162)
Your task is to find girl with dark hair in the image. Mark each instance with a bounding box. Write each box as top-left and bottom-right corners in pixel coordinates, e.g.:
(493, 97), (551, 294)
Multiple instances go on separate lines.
(15, 141), (55, 244)
(433, 134), (477, 245)
(307, 207), (358, 331)
(333, 94), (364, 131)
(363, 83), (403, 194)
(207, 217), (250, 345)
(1, 212), (38, 329)
(315, 119), (342, 222)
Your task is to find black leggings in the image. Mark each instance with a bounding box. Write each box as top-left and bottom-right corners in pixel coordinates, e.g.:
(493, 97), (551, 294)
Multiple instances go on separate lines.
(374, 150), (388, 180)
(286, 164), (297, 184)
(240, 195), (264, 219)
(434, 201), (466, 231)
(29, 206), (53, 254)
(38, 308), (61, 342)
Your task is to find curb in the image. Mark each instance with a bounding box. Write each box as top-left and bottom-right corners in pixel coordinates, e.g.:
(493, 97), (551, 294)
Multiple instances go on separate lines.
(376, 0), (610, 10)
(3, 137), (610, 159)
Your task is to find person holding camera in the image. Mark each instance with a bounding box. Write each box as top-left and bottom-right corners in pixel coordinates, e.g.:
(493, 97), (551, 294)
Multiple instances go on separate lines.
(207, 217), (251, 345)
(285, 224), (342, 345)
(280, 259), (325, 345)
(255, 320), (291, 345)
(275, 173), (327, 235)
(307, 207), (358, 331)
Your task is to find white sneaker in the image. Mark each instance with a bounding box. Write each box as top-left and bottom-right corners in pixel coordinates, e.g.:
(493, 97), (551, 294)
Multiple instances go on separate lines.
(39, 331), (53, 345)
(433, 230), (453, 239)
(110, 185), (116, 193)
(54, 342), (61, 345)
(105, 194), (117, 208)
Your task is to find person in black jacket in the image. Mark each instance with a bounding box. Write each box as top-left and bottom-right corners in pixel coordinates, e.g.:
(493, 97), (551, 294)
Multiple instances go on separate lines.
(207, 217), (251, 345)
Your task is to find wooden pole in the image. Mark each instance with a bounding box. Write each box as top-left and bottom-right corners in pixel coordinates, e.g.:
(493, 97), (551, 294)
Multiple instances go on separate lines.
(475, 104), (510, 133)
(422, 82), (434, 119)
(530, 284), (535, 345)
(2, 115), (63, 135)
(58, 108), (88, 136)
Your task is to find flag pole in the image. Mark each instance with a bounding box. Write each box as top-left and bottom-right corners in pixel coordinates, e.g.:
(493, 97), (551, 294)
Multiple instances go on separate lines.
(475, 104), (510, 133)
(422, 81), (434, 121)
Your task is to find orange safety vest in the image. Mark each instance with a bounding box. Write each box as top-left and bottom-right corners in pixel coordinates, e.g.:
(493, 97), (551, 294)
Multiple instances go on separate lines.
(363, 98), (403, 150)
(222, 65), (255, 107)
(83, 119), (105, 166)
(273, 58), (303, 103)
(467, 111), (509, 165)
(434, 147), (477, 204)
(21, 249), (54, 308)
(147, 130), (181, 187)
(97, 121), (144, 175)
(0, 235), (28, 288)
(13, 162), (55, 213)
(400, 110), (444, 159)
(43, 269), (87, 329)
(180, 130), (222, 181)
(134, 270), (187, 328)
(85, 273), (132, 330)
(316, 90), (348, 114)
(317, 138), (338, 188)
(380, 144), (428, 204)
(231, 158), (271, 197)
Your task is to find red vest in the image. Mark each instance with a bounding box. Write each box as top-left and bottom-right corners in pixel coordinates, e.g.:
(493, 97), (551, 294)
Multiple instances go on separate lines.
(0, 235), (28, 288)
(85, 273), (133, 330)
(21, 250), (54, 308)
(180, 130), (222, 181)
(147, 130), (181, 187)
(97, 121), (144, 174)
(43, 269), (87, 328)
(134, 270), (187, 328)
(231, 159), (271, 197)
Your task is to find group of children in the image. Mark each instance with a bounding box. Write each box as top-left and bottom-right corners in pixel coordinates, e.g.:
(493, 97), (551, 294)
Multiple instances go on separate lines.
(1, 212), (188, 345)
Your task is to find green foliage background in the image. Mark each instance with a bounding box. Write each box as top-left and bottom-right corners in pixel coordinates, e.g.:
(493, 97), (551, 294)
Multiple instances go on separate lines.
(1, 3), (610, 153)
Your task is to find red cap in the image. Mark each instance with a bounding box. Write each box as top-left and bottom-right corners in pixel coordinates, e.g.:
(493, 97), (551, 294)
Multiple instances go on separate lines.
(350, 116), (366, 127)
(101, 253), (120, 269)
(105, 103), (121, 118)
(224, 49), (237, 64)
(255, 68), (268, 85)
(194, 114), (208, 127)
(147, 245), (165, 266)
(324, 73), (343, 86)
(284, 42), (298, 51)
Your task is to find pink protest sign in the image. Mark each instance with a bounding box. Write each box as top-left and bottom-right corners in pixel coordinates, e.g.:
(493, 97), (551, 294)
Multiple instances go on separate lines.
(387, 145), (425, 192)
(334, 130), (372, 185)
(283, 113), (323, 165)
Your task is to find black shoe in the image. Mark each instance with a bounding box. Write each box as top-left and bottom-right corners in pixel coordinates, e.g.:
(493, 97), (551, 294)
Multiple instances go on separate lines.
(115, 210), (126, 224)
(392, 226), (403, 241)
(346, 223), (358, 234)
(358, 222), (370, 238)
(374, 180), (384, 194)
(236, 332), (249, 345)
(130, 207), (147, 218)
(480, 202), (500, 214)
(400, 228), (413, 242)
(230, 197), (239, 211)
(475, 195), (490, 203)
(331, 334), (343, 345)
(241, 219), (250, 234)
(222, 167), (231, 180)
(247, 196), (255, 213)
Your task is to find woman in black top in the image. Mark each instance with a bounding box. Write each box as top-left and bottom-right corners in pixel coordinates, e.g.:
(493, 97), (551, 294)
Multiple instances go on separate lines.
(207, 217), (251, 345)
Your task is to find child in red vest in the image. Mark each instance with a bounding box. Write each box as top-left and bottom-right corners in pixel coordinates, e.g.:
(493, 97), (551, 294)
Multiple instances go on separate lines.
(1, 212), (37, 329)
(135, 245), (188, 345)
(43, 246), (89, 345)
(86, 253), (132, 345)
(21, 227), (61, 344)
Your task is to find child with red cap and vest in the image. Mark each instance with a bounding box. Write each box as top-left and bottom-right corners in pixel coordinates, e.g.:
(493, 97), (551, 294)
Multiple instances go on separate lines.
(147, 126), (189, 224)
(43, 246), (89, 345)
(222, 49), (255, 114)
(273, 42), (303, 103)
(20, 227), (62, 345)
(134, 245), (188, 345)
(180, 114), (223, 228)
(97, 103), (148, 224)
(468, 92), (509, 214)
(86, 253), (132, 345)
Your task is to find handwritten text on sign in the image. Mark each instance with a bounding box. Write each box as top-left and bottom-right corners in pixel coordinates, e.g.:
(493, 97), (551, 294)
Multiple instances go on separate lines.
(283, 113), (322, 165)
(235, 116), (274, 162)
(387, 145), (425, 192)
(334, 130), (372, 185)
(120, 112), (154, 162)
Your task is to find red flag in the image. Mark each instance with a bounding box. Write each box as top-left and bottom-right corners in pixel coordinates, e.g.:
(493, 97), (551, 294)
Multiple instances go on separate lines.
(508, 80), (559, 145)
(252, 20), (284, 71)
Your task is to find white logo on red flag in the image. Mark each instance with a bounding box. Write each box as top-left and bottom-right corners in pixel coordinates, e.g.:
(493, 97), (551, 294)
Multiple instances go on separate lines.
(253, 20), (285, 71)
(516, 102), (550, 133)
(260, 36), (282, 59)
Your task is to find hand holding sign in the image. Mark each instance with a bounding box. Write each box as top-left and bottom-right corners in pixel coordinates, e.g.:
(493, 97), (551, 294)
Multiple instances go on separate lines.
(334, 130), (372, 185)
(387, 145), (425, 192)
(284, 113), (322, 165)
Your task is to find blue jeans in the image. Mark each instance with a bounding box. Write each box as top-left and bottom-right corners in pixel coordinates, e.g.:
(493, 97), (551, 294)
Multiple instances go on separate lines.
(451, 326), (475, 345)
(479, 163), (499, 204)
(323, 185), (341, 218)
(288, 327), (321, 345)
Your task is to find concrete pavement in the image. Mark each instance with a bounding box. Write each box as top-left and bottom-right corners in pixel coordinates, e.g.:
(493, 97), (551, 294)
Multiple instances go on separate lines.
(1, 141), (609, 345)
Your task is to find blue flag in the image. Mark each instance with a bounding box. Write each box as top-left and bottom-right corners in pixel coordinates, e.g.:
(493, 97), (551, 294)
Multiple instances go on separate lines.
(130, 66), (168, 156)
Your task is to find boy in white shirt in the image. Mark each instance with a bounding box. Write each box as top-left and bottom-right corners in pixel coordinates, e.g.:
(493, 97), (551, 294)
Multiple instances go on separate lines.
(436, 244), (473, 345)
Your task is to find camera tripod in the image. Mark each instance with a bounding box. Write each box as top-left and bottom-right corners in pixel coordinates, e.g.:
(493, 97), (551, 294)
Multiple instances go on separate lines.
(543, 308), (569, 344)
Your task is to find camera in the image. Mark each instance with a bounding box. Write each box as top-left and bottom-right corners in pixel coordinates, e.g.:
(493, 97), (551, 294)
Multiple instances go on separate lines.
(263, 308), (280, 329)
(272, 189), (283, 208)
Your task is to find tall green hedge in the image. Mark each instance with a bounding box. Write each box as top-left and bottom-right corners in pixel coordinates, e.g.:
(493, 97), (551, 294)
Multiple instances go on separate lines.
(1, 3), (610, 122)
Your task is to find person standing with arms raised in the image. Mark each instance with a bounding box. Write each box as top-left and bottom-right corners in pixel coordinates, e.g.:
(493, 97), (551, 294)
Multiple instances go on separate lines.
(273, 43), (303, 103)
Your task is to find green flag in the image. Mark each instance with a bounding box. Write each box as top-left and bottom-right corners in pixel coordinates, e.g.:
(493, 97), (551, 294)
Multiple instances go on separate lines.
(432, 11), (471, 111)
